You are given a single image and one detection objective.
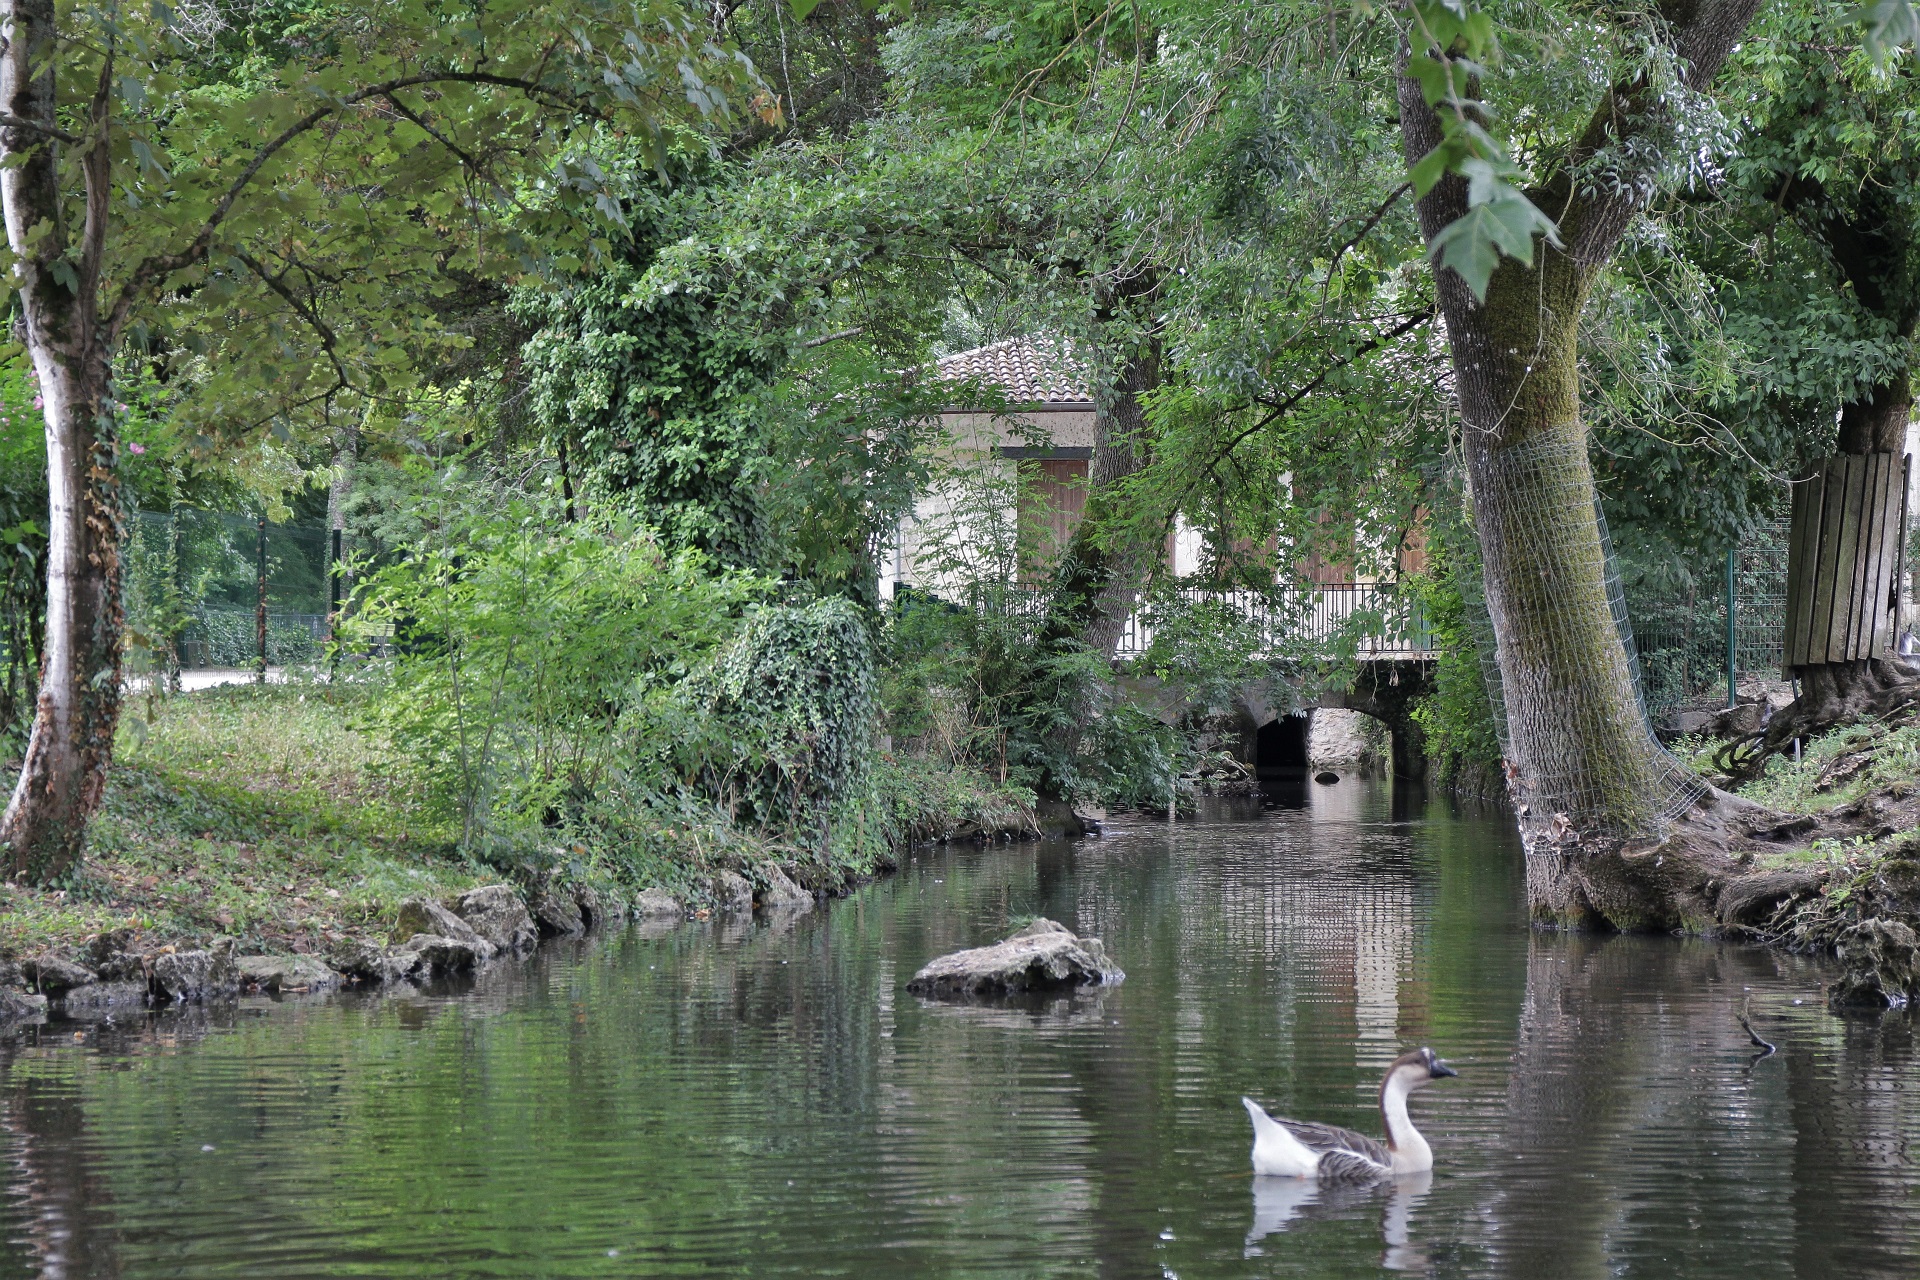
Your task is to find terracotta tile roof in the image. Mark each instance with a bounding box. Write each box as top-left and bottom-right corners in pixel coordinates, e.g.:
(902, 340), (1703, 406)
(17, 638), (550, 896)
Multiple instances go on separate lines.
(935, 337), (1092, 407)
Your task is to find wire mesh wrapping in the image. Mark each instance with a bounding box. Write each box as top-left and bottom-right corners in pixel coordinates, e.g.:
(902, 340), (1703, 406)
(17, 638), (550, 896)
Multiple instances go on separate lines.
(1452, 434), (1708, 841)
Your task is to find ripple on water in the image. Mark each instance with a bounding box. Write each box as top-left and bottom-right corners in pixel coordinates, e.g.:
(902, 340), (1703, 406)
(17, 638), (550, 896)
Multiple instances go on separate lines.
(1, 779), (1916, 1279)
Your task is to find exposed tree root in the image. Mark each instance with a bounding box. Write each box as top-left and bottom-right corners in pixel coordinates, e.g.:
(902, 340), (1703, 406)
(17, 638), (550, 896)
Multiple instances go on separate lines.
(1716, 658), (1920, 781)
(1524, 786), (1829, 933)
(1526, 767), (1920, 1010)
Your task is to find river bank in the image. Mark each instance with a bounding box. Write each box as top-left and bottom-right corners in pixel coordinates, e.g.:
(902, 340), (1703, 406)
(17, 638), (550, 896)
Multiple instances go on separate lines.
(0, 683), (1035, 1016)
(2, 784), (1904, 1278)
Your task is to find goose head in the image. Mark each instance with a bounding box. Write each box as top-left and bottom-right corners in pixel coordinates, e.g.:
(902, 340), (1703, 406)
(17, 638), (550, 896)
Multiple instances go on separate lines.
(1388, 1046), (1458, 1092)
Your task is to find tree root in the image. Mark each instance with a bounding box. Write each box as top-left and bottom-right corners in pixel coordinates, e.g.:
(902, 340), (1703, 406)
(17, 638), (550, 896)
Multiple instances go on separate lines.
(1526, 773), (1920, 1010)
(1716, 658), (1920, 781)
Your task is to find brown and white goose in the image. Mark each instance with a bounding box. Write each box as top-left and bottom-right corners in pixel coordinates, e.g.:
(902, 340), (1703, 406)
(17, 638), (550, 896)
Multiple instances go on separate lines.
(1241, 1047), (1457, 1181)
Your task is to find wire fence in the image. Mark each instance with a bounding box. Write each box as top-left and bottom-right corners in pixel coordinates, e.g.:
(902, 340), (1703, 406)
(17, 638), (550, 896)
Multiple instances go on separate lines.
(125, 510), (342, 673)
(1627, 520), (1791, 727)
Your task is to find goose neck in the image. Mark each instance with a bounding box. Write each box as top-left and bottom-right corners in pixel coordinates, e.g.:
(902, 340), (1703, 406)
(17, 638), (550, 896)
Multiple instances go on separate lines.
(1379, 1067), (1432, 1174)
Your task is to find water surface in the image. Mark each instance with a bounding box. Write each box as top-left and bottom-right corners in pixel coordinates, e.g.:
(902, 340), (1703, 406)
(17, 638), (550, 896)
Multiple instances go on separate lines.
(2, 779), (1914, 1278)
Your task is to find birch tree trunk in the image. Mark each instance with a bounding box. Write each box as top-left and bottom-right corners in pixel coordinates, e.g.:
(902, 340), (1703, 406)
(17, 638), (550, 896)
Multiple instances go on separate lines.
(0, 0), (128, 881)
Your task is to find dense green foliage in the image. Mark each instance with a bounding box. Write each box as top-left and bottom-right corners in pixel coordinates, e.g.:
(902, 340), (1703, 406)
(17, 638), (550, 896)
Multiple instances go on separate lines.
(0, 0), (1912, 885)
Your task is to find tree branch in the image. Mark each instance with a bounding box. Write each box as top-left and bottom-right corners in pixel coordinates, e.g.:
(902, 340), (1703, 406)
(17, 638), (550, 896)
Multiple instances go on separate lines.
(105, 69), (596, 346)
(78, 45), (113, 304)
(232, 247), (350, 391)
(0, 112), (75, 143)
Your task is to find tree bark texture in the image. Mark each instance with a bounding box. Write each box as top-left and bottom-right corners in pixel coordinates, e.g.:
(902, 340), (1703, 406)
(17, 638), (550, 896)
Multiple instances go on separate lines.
(1398, 0), (1762, 917)
(1049, 329), (1164, 661)
(0, 0), (128, 881)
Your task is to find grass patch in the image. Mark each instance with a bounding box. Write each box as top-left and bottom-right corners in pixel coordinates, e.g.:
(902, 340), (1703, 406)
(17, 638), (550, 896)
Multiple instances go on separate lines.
(0, 680), (486, 957)
(1738, 719), (1920, 815)
(1, 679), (1036, 960)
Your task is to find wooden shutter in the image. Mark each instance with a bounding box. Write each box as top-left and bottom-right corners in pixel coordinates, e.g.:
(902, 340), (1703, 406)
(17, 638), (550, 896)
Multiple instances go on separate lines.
(1783, 453), (1910, 671)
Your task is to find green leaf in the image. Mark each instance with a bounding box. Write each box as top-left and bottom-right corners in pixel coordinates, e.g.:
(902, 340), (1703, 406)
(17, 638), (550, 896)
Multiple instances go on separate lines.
(1409, 144), (1453, 196)
(788, 0), (823, 17)
(1426, 207), (1505, 300)
(1852, 0), (1920, 62)
(1425, 184), (1559, 300)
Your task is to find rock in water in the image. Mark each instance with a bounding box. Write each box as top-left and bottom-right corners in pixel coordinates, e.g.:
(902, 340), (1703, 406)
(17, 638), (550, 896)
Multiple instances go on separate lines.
(60, 981), (150, 1011)
(1314, 771), (1340, 785)
(151, 942), (240, 1002)
(530, 886), (585, 937)
(632, 888), (684, 919)
(237, 955), (342, 992)
(712, 871), (754, 914)
(453, 884), (538, 953)
(394, 897), (496, 960)
(906, 919), (1124, 997)
(329, 938), (417, 985)
(394, 934), (488, 977)
(0, 990), (47, 1023)
(1829, 917), (1920, 1010)
(20, 954), (96, 996)
(756, 865), (813, 913)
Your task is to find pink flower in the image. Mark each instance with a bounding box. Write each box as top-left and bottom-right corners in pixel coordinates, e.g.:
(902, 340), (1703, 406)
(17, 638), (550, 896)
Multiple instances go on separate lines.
(31, 396), (42, 408)
(128, 442), (146, 455)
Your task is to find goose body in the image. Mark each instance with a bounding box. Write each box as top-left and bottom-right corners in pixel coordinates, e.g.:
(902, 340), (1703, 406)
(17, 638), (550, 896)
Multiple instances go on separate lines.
(1242, 1047), (1456, 1182)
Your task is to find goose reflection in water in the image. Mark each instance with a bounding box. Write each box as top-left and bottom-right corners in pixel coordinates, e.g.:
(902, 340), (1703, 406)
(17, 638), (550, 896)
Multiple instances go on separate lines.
(1244, 1170), (1435, 1272)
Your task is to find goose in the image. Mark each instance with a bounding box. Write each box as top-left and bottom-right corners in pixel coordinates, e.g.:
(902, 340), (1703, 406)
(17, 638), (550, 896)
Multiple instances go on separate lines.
(1241, 1047), (1457, 1181)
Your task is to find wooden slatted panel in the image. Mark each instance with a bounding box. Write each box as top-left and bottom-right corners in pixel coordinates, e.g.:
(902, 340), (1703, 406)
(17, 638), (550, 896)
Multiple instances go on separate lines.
(1783, 452), (1908, 672)
(1866, 454), (1896, 656)
(1840, 454), (1868, 658)
(1861, 453), (1893, 656)
(1783, 468), (1822, 669)
(1807, 458), (1850, 664)
(1826, 455), (1866, 662)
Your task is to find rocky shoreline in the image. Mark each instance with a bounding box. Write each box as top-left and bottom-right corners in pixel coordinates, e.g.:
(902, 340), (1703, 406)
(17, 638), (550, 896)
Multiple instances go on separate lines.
(0, 866), (841, 1025)
(0, 815), (1063, 1026)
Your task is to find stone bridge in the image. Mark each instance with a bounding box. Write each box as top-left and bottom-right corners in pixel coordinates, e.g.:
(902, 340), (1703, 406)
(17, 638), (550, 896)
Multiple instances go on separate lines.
(1114, 584), (1438, 781)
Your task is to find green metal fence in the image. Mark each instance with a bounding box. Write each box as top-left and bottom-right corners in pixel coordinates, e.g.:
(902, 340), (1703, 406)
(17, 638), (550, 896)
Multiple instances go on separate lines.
(126, 510), (338, 671)
(1627, 520), (1791, 728)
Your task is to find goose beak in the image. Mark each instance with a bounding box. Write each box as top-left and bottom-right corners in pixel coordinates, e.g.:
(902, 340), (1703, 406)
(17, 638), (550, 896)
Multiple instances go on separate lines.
(1430, 1059), (1458, 1079)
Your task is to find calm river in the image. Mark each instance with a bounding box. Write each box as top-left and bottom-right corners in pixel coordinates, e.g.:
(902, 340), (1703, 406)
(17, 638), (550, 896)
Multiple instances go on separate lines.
(2, 779), (1915, 1279)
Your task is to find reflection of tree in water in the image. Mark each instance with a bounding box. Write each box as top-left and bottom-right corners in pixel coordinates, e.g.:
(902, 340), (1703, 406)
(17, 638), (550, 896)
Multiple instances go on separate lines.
(1475, 934), (1920, 1279)
(1, 1030), (123, 1280)
(1786, 1007), (1920, 1279)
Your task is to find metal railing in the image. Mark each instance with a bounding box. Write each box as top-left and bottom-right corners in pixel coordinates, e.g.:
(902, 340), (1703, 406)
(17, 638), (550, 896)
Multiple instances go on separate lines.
(959, 579), (1435, 659)
(1114, 582), (1434, 659)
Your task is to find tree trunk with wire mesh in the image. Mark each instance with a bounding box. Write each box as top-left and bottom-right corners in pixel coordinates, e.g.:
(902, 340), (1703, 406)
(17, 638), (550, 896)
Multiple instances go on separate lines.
(1398, 1), (1763, 925)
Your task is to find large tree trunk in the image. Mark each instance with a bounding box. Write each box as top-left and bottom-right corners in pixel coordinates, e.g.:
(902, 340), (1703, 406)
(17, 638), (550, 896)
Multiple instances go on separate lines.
(0, 0), (128, 881)
(1397, 0), (1762, 923)
(1046, 330), (1163, 660)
